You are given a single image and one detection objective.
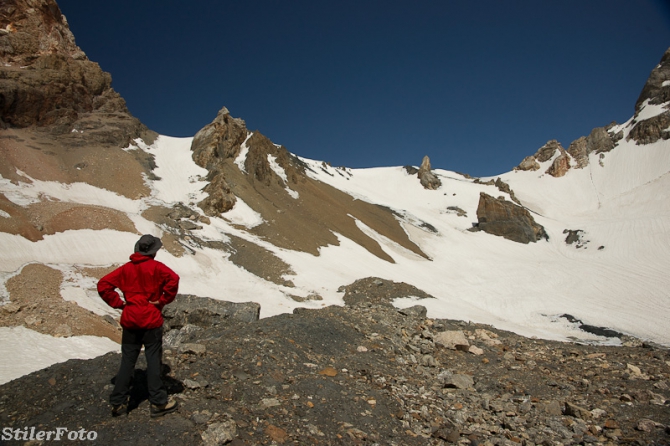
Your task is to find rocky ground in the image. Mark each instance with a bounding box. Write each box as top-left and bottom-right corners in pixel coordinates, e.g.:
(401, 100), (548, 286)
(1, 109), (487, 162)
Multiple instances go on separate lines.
(0, 278), (668, 445)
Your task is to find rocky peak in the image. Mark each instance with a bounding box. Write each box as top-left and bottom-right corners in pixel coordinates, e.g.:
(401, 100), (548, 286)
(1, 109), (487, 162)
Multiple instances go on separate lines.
(243, 132), (304, 187)
(191, 107), (248, 170)
(634, 47), (670, 113)
(0, 0), (85, 65)
(627, 47), (670, 145)
(535, 140), (564, 163)
(0, 0), (150, 148)
(513, 140), (564, 172)
(190, 107), (308, 216)
(515, 47), (670, 173)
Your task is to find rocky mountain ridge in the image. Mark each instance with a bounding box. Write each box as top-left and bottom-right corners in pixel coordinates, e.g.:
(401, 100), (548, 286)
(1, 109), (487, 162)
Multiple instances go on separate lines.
(514, 48), (670, 178)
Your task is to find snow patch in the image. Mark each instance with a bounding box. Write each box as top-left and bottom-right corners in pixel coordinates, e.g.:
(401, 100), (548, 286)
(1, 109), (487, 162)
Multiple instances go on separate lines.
(235, 132), (253, 173)
(635, 99), (669, 122)
(0, 326), (119, 385)
(0, 171), (140, 214)
(55, 266), (120, 317)
(141, 135), (208, 205)
(0, 210), (9, 218)
(267, 155), (288, 183)
(221, 197), (264, 228)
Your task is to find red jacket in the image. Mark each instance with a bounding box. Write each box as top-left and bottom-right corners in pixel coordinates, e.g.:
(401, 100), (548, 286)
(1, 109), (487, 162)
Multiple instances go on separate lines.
(97, 253), (180, 330)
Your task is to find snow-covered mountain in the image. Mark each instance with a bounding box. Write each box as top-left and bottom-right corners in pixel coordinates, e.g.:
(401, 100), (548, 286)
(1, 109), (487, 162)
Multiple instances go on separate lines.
(1, 0), (669, 385)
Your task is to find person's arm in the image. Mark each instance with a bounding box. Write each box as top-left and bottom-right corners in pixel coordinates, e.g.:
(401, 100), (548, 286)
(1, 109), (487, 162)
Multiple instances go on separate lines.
(97, 268), (126, 309)
(153, 264), (180, 308)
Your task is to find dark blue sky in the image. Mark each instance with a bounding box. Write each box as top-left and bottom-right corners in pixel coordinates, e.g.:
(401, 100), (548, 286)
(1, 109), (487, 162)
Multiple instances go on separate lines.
(57, 0), (670, 176)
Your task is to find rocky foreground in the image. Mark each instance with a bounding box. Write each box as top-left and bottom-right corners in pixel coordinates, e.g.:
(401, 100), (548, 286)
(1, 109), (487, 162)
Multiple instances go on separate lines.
(0, 278), (669, 446)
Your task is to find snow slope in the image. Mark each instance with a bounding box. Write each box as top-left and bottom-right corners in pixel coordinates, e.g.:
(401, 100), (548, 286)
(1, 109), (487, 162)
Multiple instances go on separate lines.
(1, 121), (669, 384)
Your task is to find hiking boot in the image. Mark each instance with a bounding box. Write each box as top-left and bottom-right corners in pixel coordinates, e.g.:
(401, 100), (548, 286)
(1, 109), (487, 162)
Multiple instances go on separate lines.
(111, 402), (128, 417)
(150, 397), (178, 418)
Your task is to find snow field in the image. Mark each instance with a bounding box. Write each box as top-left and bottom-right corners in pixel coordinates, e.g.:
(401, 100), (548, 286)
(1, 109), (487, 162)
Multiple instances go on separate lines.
(1, 116), (669, 384)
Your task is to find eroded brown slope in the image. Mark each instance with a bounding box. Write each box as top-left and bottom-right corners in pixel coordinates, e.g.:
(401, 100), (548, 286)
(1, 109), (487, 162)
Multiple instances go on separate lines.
(192, 108), (429, 262)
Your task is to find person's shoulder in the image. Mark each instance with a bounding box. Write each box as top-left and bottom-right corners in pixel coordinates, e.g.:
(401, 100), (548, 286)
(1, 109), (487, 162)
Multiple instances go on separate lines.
(153, 259), (178, 272)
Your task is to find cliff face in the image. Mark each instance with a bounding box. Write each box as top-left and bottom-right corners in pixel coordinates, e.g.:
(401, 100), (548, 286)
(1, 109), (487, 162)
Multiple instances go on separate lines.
(0, 0), (152, 147)
(628, 47), (670, 145)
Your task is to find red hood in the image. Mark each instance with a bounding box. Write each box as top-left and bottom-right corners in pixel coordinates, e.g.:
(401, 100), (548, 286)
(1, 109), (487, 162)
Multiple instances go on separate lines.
(129, 252), (154, 263)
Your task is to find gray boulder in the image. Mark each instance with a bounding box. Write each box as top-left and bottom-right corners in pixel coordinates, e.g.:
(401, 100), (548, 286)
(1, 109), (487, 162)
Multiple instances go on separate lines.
(163, 294), (260, 330)
(472, 193), (548, 244)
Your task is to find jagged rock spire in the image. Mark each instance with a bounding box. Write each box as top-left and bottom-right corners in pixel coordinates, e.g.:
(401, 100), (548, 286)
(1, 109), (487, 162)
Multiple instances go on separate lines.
(418, 155), (442, 190)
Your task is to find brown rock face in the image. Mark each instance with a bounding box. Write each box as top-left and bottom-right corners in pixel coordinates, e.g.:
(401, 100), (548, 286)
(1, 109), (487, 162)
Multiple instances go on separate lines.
(545, 148), (571, 177)
(474, 192), (547, 244)
(243, 132), (303, 187)
(417, 155), (442, 190)
(628, 112), (670, 145)
(0, 0), (83, 65)
(567, 125), (621, 168)
(0, 0), (150, 147)
(199, 171), (237, 216)
(514, 140), (563, 172)
(514, 155), (540, 172)
(191, 107), (247, 169)
(535, 140), (563, 163)
(190, 107), (249, 215)
(625, 46), (670, 145)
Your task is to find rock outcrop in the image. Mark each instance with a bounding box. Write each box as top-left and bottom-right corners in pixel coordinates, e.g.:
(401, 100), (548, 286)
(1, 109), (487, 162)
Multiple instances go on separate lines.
(546, 147), (571, 177)
(0, 0), (151, 146)
(189, 108), (244, 215)
(190, 107), (307, 216)
(190, 107), (247, 169)
(634, 47), (670, 113)
(515, 155), (540, 171)
(163, 294), (261, 329)
(514, 140), (564, 172)
(516, 126), (623, 174)
(472, 192), (548, 244)
(494, 178), (521, 205)
(567, 125), (622, 169)
(628, 58), (670, 145)
(629, 112), (670, 145)
(417, 155), (442, 190)
(199, 167), (238, 216)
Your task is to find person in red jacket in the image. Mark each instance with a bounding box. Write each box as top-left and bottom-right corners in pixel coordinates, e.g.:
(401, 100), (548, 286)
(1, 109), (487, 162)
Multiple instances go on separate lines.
(98, 234), (180, 417)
